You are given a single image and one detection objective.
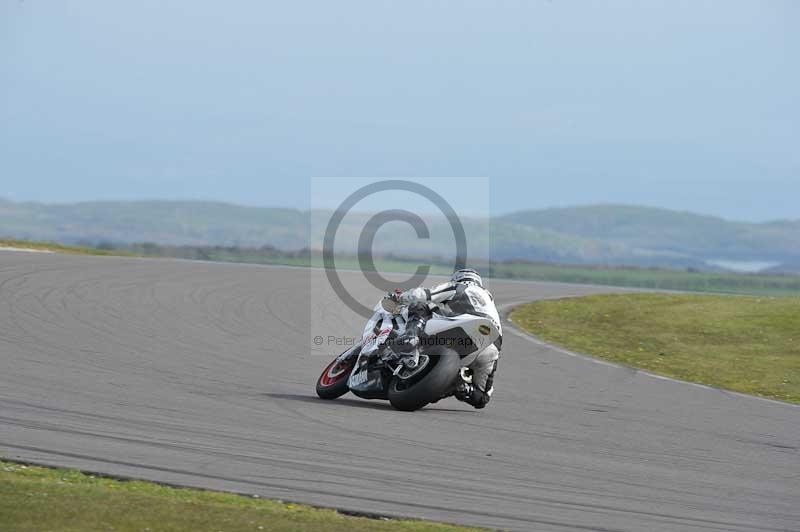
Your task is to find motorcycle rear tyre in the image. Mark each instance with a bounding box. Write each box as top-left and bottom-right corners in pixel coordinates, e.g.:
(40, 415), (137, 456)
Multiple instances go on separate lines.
(388, 348), (462, 411)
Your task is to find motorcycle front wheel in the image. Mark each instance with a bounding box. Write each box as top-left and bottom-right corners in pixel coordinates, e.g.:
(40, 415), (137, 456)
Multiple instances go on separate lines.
(316, 354), (356, 400)
(388, 347), (462, 411)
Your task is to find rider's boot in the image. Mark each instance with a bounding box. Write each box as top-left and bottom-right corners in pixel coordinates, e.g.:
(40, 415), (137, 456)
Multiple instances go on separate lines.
(453, 363), (496, 409)
(453, 381), (492, 409)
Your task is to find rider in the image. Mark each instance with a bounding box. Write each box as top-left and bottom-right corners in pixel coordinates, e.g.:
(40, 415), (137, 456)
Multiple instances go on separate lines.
(391, 269), (502, 409)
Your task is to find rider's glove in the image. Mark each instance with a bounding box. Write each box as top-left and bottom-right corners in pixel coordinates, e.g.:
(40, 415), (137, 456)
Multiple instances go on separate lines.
(395, 287), (426, 306)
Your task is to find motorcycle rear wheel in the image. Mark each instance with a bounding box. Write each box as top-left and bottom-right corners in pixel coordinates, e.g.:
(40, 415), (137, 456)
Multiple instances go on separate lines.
(388, 347), (462, 411)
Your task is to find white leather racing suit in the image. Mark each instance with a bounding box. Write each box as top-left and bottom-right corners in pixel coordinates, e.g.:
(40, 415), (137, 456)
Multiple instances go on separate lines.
(398, 280), (502, 408)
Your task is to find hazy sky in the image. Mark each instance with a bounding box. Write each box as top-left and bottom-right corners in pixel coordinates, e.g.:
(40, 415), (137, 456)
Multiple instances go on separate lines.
(2, 1), (798, 221)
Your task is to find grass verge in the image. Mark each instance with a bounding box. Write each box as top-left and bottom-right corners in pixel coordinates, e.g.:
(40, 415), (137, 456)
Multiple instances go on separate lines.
(511, 293), (800, 404)
(0, 460), (479, 532)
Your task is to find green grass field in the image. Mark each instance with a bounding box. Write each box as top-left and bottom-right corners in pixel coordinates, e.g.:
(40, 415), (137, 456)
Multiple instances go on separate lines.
(511, 293), (800, 403)
(0, 461), (478, 532)
(490, 262), (800, 297)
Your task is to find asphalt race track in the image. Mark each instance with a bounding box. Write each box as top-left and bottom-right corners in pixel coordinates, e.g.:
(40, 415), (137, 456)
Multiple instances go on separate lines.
(1, 252), (798, 531)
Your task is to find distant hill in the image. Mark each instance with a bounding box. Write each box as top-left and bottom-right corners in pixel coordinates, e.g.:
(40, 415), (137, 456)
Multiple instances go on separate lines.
(0, 199), (308, 250)
(502, 205), (800, 265)
(1, 199), (798, 271)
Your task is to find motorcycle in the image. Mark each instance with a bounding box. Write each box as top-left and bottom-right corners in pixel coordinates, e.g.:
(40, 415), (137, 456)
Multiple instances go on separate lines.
(315, 296), (500, 411)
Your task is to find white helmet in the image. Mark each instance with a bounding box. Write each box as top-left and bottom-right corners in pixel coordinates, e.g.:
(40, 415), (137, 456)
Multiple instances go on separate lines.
(451, 268), (483, 287)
